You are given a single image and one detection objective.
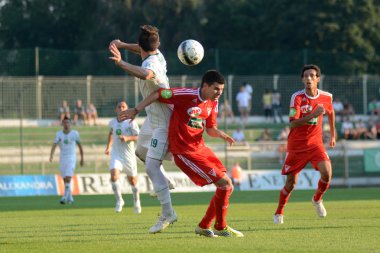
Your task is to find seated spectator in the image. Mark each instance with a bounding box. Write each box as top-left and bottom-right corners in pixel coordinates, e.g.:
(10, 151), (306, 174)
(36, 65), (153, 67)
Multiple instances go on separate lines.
(73, 99), (87, 125)
(232, 127), (246, 144)
(256, 128), (273, 141)
(58, 100), (70, 121)
(354, 119), (367, 139)
(341, 117), (356, 139)
(277, 126), (289, 164)
(86, 103), (98, 126)
(341, 102), (355, 121)
(219, 99), (235, 122)
(368, 98), (378, 117)
(365, 119), (377, 140)
(333, 98), (344, 122)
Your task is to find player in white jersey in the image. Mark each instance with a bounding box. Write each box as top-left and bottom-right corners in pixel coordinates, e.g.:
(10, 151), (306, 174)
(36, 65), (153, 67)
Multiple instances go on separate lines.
(105, 101), (141, 214)
(49, 116), (84, 204)
(109, 25), (176, 233)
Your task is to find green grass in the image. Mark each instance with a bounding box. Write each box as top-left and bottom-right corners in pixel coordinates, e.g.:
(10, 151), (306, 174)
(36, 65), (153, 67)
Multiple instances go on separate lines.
(1, 188), (380, 253)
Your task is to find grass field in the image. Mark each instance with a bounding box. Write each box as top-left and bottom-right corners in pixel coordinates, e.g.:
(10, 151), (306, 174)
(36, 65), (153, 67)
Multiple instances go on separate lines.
(1, 188), (379, 253)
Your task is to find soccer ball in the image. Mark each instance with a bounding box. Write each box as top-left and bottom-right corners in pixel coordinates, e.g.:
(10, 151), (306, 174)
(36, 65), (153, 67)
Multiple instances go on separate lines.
(177, 39), (204, 66)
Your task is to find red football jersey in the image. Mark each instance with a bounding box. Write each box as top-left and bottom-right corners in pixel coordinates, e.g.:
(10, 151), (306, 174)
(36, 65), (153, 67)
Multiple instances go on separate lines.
(157, 88), (218, 154)
(287, 89), (333, 152)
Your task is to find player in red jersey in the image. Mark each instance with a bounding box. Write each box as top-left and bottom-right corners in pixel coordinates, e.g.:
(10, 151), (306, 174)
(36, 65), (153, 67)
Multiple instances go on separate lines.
(119, 70), (244, 238)
(273, 64), (336, 224)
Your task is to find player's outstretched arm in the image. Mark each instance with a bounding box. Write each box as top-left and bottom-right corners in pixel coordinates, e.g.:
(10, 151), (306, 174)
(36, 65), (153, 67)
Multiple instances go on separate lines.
(117, 90), (160, 122)
(109, 44), (153, 80)
(290, 104), (325, 128)
(109, 39), (141, 55)
(206, 126), (235, 146)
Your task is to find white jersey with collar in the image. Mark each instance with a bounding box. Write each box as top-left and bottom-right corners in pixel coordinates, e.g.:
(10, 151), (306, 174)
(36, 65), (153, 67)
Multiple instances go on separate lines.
(53, 130), (80, 161)
(109, 118), (139, 159)
(140, 50), (172, 129)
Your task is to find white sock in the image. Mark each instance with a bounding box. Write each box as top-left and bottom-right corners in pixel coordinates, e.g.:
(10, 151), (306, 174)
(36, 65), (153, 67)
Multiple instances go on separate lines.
(64, 182), (71, 200)
(131, 186), (140, 203)
(156, 187), (174, 217)
(159, 165), (175, 186)
(111, 181), (122, 201)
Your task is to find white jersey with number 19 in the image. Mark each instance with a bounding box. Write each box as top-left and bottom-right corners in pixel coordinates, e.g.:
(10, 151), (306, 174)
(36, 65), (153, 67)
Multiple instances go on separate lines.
(140, 50), (172, 129)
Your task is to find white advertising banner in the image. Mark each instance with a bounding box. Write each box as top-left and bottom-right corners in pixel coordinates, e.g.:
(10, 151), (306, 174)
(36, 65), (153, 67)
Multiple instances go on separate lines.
(75, 169), (319, 195)
(240, 169), (320, 191)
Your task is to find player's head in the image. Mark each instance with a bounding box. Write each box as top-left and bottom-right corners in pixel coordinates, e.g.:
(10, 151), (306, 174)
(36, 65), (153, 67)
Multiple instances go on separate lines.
(301, 64), (321, 78)
(301, 64), (321, 89)
(200, 70), (225, 101)
(138, 25), (160, 52)
(62, 116), (71, 130)
(116, 101), (128, 113)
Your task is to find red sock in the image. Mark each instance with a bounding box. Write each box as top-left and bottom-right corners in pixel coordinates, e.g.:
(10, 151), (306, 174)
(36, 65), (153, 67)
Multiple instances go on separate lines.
(213, 185), (232, 230)
(275, 187), (292, 215)
(199, 195), (216, 229)
(313, 179), (330, 202)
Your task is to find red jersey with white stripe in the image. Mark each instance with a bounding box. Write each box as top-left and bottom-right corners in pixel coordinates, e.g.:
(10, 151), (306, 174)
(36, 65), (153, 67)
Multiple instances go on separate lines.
(157, 88), (218, 154)
(287, 89), (333, 152)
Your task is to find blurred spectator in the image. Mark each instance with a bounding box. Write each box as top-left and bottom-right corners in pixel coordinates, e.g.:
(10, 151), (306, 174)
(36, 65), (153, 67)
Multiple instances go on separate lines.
(58, 100), (70, 121)
(86, 103), (98, 126)
(332, 98), (344, 122)
(341, 102), (355, 121)
(277, 126), (289, 164)
(230, 161), (243, 191)
(244, 82), (253, 113)
(73, 99), (87, 125)
(236, 85), (251, 126)
(365, 119), (377, 140)
(262, 89), (272, 122)
(354, 119), (367, 139)
(219, 99), (235, 122)
(376, 120), (380, 139)
(232, 127), (246, 145)
(341, 117), (356, 139)
(367, 98), (378, 117)
(271, 89), (284, 123)
(256, 128), (273, 141)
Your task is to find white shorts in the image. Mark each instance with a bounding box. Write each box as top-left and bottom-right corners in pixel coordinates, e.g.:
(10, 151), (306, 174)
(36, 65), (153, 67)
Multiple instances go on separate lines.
(136, 120), (172, 161)
(109, 155), (138, 177)
(59, 160), (75, 178)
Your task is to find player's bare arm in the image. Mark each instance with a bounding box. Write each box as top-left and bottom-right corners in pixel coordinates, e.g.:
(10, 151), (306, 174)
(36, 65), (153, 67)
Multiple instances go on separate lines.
(119, 135), (138, 142)
(109, 39), (141, 55)
(290, 104), (325, 128)
(49, 143), (57, 162)
(328, 109), (336, 148)
(206, 126), (235, 146)
(118, 90), (160, 121)
(105, 130), (113, 155)
(77, 142), (84, 166)
(109, 44), (153, 80)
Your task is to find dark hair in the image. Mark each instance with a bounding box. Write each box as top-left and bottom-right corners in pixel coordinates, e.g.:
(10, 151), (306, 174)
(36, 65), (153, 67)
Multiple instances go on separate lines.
(138, 25), (160, 52)
(201, 70), (225, 88)
(301, 64), (321, 77)
(62, 116), (71, 121)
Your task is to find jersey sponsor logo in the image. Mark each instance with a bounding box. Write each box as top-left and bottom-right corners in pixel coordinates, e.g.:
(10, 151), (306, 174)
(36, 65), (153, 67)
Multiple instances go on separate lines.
(301, 105), (312, 113)
(208, 169), (216, 177)
(187, 107), (202, 117)
(187, 117), (203, 129)
(289, 108), (297, 117)
(160, 89), (173, 99)
(116, 129), (122, 136)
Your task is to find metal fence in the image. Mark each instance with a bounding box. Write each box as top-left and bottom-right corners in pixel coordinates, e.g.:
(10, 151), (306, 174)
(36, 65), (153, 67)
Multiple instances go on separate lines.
(1, 74), (380, 119)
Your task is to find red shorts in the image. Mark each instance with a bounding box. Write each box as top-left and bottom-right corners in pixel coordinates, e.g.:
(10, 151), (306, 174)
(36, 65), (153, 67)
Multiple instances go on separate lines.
(173, 147), (226, 186)
(282, 146), (330, 175)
